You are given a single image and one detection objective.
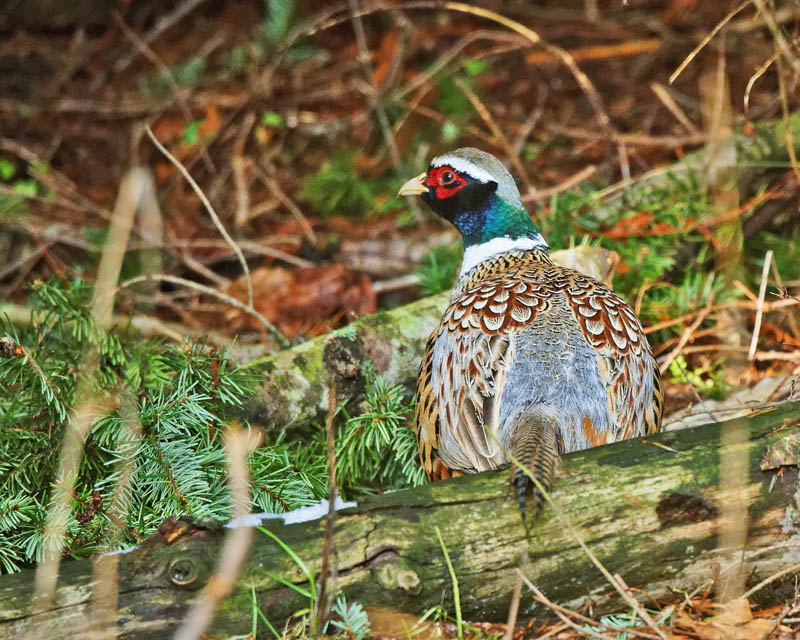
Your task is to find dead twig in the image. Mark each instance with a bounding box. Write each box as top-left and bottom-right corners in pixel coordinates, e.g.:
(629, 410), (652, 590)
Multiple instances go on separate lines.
(753, 0), (800, 75)
(659, 296), (715, 374)
(749, 250), (773, 360)
(454, 77), (532, 192)
(522, 165), (597, 203)
(650, 83), (700, 134)
(776, 56), (800, 186)
(670, 0), (753, 84)
(507, 452), (671, 640)
(173, 425), (262, 640)
(118, 273), (288, 347)
(348, 0), (409, 183)
(145, 126), (254, 309)
(113, 0), (209, 74)
(34, 167), (143, 607)
(250, 163), (317, 246)
(315, 377), (338, 637)
(113, 12), (215, 175)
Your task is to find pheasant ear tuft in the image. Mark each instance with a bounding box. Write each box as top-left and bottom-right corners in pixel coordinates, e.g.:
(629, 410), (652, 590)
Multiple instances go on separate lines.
(488, 180), (499, 192)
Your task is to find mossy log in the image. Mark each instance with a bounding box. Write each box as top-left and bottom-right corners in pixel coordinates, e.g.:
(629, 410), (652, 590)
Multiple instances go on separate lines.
(1, 402), (798, 639)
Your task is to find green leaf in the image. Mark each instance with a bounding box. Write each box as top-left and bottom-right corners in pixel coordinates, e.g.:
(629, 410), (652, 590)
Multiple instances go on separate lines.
(0, 158), (15, 181)
(463, 58), (490, 76)
(183, 120), (201, 146)
(263, 0), (294, 44)
(261, 111), (285, 128)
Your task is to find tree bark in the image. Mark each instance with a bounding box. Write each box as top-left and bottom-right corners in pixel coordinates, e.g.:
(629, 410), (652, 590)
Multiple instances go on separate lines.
(1, 401), (798, 639)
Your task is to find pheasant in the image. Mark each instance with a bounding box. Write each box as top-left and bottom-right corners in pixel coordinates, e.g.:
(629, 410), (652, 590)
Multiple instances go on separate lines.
(398, 148), (663, 518)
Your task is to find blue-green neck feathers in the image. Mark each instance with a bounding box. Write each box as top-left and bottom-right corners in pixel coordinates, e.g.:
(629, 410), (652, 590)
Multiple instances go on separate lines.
(450, 191), (547, 250)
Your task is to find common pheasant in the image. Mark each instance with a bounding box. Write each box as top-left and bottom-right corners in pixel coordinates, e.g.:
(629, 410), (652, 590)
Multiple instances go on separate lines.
(399, 148), (663, 518)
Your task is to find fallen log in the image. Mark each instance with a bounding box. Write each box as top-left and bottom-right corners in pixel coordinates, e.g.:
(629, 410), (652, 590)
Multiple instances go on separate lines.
(1, 401), (798, 639)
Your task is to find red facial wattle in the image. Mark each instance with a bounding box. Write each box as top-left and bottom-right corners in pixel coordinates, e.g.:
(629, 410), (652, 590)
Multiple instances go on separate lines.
(426, 166), (468, 200)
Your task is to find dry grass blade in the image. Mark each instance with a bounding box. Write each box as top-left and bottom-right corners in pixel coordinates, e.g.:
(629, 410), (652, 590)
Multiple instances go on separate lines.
(669, 0), (753, 84)
(33, 167), (145, 608)
(173, 425), (262, 640)
(776, 57), (800, 186)
(659, 298), (714, 374)
(650, 83), (700, 134)
(522, 165), (597, 202)
(740, 561), (800, 601)
(439, 2), (617, 138)
(749, 250), (773, 360)
(117, 273), (289, 347)
(315, 377), (339, 637)
(145, 126), (254, 309)
(454, 77), (531, 191)
(744, 51), (779, 112)
(752, 0), (800, 74)
(518, 572), (618, 640)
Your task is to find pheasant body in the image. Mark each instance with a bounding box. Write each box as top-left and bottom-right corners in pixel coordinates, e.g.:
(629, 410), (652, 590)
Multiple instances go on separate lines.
(399, 148), (663, 492)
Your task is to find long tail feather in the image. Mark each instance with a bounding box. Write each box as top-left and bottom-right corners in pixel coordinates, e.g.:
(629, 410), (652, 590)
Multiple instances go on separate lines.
(510, 408), (560, 524)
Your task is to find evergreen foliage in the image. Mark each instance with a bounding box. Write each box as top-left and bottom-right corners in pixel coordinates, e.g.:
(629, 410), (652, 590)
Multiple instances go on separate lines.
(0, 278), (421, 573)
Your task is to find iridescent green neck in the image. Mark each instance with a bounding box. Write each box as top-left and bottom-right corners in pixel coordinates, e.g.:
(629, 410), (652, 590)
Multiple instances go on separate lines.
(453, 192), (546, 248)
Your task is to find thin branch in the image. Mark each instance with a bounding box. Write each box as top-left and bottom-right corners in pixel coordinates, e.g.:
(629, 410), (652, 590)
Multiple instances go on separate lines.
(670, 0), (753, 84)
(118, 273), (288, 347)
(145, 126), (254, 309)
(173, 426), (262, 640)
(749, 250), (773, 360)
(315, 378), (338, 638)
(113, 0), (209, 73)
(753, 0), (800, 74)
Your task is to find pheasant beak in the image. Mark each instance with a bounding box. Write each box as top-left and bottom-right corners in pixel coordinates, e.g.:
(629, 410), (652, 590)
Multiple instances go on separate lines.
(398, 172), (428, 196)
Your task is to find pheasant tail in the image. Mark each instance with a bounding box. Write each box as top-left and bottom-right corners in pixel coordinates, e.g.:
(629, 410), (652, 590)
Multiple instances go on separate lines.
(510, 407), (560, 524)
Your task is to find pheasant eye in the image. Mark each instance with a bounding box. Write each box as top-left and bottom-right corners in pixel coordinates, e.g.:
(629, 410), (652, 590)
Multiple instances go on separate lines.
(440, 170), (457, 186)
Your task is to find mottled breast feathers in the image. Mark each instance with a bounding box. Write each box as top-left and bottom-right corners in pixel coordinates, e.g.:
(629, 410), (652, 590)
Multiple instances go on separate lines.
(413, 249), (663, 481)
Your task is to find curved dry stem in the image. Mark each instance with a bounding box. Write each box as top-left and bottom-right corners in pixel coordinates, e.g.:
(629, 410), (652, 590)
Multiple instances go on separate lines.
(145, 126), (254, 309)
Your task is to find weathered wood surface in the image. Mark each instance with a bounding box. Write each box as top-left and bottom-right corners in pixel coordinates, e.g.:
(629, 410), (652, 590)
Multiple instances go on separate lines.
(1, 402), (798, 640)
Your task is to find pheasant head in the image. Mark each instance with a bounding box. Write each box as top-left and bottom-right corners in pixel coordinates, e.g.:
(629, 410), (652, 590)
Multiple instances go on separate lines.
(399, 148), (548, 276)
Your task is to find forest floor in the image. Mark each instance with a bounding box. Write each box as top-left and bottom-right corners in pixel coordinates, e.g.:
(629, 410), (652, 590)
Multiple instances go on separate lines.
(1, 0), (800, 638)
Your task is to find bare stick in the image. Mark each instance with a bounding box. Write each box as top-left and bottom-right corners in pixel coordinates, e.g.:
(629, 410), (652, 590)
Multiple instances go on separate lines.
(251, 163), (317, 246)
(522, 165), (597, 202)
(113, 0), (208, 73)
(659, 299), (714, 374)
(518, 573), (618, 640)
(775, 57), (800, 186)
(454, 77), (532, 191)
(753, 0), (800, 74)
(315, 378), (339, 637)
(650, 83), (700, 134)
(744, 50), (779, 112)
(502, 550), (526, 640)
(348, 0), (408, 178)
(740, 561), (800, 601)
(145, 126), (254, 309)
(669, 0), (753, 84)
(114, 12), (215, 175)
(34, 167), (144, 607)
(173, 425), (262, 640)
(118, 273), (288, 347)
(749, 250), (773, 360)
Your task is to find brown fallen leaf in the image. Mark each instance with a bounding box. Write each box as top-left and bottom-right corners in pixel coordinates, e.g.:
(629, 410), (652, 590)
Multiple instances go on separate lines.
(677, 598), (792, 640)
(225, 264), (376, 339)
